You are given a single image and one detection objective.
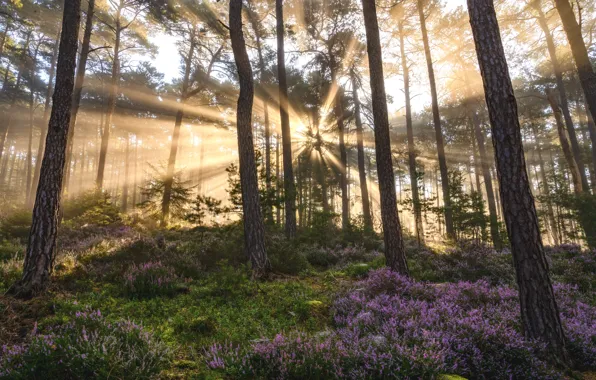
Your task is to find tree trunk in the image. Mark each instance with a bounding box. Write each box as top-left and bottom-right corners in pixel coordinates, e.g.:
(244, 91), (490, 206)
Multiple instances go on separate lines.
(361, 0), (408, 275)
(332, 80), (350, 231)
(554, 0), (596, 147)
(468, 0), (567, 361)
(472, 112), (502, 250)
(64, 0), (95, 197)
(399, 21), (424, 245)
(533, 1), (589, 191)
(351, 70), (372, 230)
(96, 5), (122, 189)
(230, 0), (270, 277)
(417, 0), (454, 238)
(31, 30), (60, 202)
(9, 0), (81, 298)
(162, 28), (196, 223)
(122, 134), (130, 211)
(26, 40), (43, 207)
(276, 0), (297, 238)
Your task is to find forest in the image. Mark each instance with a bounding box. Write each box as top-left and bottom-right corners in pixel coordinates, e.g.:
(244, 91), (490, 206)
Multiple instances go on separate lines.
(0, 0), (595, 378)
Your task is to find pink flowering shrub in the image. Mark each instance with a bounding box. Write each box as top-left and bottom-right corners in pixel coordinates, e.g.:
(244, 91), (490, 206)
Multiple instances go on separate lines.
(124, 261), (181, 298)
(0, 309), (170, 379)
(206, 269), (596, 379)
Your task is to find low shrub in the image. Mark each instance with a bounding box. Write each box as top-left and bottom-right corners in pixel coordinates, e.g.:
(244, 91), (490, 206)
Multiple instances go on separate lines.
(0, 210), (31, 241)
(0, 255), (22, 291)
(207, 269), (596, 379)
(124, 261), (182, 298)
(0, 309), (170, 379)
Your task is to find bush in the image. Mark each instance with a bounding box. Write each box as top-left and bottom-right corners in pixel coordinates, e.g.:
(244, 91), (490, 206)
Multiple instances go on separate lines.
(0, 239), (23, 262)
(304, 244), (380, 268)
(267, 234), (310, 275)
(547, 245), (596, 294)
(206, 269), (596, 379)
(0, 255), (22, 291)
(0, 310), (170, 379)
(62, 191), (122, 227)
(123, 261), (183, 298)
(0, 210), (32, 240)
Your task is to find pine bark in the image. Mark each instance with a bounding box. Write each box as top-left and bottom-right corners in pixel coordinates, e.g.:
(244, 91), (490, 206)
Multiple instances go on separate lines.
(468, 0), (567, 361)
(9, 0), (81, 298)
(417, 0), (454, 238)
(230, 0), (270, 277)
(276, 0), (297, 237)
(399, 21), (424, 245)
(361, 0), (408, 275)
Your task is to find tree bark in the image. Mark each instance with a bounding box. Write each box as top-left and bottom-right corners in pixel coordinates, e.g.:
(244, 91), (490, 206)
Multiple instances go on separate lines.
(417, 0), (454, 238)
(276, 0), (297, 238)
(468, 0), (567, 361)
(9, 0), (81, 298)
(361, 0), (408, 275)
(399, 21), (424, 245)
(31, 30), (60, 203)
(230, 0), (270, 277)
(350, 70), (372, 230)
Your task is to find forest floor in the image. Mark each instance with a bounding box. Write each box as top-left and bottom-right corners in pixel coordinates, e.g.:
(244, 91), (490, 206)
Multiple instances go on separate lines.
(0, 216), (595, 379)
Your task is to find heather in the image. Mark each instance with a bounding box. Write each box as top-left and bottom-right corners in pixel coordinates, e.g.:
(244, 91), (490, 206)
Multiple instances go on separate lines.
(1, 204), (596, 378)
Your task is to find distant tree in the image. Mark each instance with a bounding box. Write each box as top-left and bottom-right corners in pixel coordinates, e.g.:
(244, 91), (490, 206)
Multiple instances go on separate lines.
(229, 0), (270, 277)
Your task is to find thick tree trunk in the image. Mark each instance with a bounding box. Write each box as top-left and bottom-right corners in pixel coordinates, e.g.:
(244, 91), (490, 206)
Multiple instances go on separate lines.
(399, 22), (424, 245)
(361, 0), (408, 275)
(533, 2), (589, 191)
(351, 71), (372, 230)
(417, 0), (454, 238)
(554, 0), (596, 145)
(9, 0), (81, 298)
(31, 31), (60, 202)
(230, 0), (270, 277)
(276, 0), (297, 237)
(96, 5), (122, 189)
(468, 0), (567, 361)
(64, 0), (95, 197)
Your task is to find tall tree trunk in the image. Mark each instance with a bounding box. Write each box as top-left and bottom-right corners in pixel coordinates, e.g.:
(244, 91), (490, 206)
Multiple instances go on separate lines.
(532, 124), (560, 245)
(230, 0), (270, 277)
(9, 0), (81, 298)
(122, 134), (130, 211)
(31, 30), (60, 202)
(26, 40), (43, 207)
(276, 0), (297, 238)
(468, 0), (567, 361)
(472, 112), (502, 250)
(96, 5), (122, 189)
(64, 0), (95, 196)
(162, 28), (196, 223)
(554, 0), (596, 141)
(132, 138), (138, 209)
(361, 0), (408, 275)
(276, 132), (281, 224)
(417, 0), (454, 238)
(532, 1), (590, 191)
(350, 70), (372, 230)
(332, 80), (350, 231)
(399, 21), (424, 245)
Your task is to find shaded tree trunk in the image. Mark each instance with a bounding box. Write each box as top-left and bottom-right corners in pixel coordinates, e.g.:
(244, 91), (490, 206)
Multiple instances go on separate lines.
(417, 0), (454, 238)
(532, 1), (589, 191)
(361, 0), (408, 275)
(554, 0), (596, 146)
(276, 0), (297, 237)
(399, 21), (424, 245)
(9, 0), (81, 298)
(468, 0), (567, 361)
(350, 70), (372, 230)
(230, 0), (270, 277)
